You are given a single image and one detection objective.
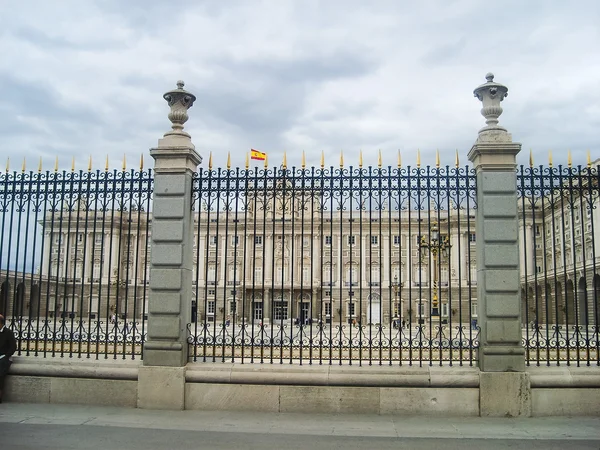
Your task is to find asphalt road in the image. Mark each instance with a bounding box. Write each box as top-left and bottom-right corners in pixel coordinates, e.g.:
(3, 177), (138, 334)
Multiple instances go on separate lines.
(1, 403), (599, 450)
(2, 423), (600, 450)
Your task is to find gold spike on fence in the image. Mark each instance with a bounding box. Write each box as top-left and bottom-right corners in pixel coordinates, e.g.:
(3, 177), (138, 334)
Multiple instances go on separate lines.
(529, 149), (533, 167)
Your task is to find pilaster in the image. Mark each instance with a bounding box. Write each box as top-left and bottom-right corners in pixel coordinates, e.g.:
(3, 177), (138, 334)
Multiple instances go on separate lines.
(143, 81), (201, 369)
(468, 73), (525, 373)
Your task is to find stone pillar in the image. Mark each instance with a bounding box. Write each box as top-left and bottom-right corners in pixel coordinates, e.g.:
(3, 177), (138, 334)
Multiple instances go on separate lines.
(138, 81), (201, 410)
(468, 73), (530, 416)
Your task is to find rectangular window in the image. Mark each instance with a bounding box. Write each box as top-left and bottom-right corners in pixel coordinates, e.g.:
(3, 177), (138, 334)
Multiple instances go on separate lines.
(469, 233), (476, 243)
(393, 235), (400, 246)
(207, 300), (216, 315)
(417, 302), (426, 317)
(348, 302), (355, 316)
(471, 302), (478, 317)
(76, 233), (83, 243)
(325, 302), (332, 316)
(209, 236), (217, 246)
(274, 301), (288, 321)
(441, 303), (449, 317)
(254, 266), (262, 283)
(208, 289), (216, 296)
(535, 225), (541, 236)
(302, 266), (310, 282)
(253, 302), (263, 321)
(347, 235), (355, 246)
(371, 236), (378, 246)
(325, 236), (332, 246)
(325, 290), (331, 297)
(254, 236), (263, 246)
(231, 236), (239, 246)
(207, 266), (216, 283)
(230, 301), (237, 314)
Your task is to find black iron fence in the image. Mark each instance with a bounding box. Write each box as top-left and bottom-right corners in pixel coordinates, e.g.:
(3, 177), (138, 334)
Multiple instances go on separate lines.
(2, 160), (598, 366)
(518, 163), (599, 366)
(0, 168), (153, 359)
(189, 163), (479, 365)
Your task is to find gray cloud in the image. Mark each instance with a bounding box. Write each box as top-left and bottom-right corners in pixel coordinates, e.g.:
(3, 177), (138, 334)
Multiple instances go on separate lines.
(0, 0), (598, 172)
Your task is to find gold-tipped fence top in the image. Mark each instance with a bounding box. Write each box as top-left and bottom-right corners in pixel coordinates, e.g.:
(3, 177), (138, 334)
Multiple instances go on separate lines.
(3, 150), (595, 172)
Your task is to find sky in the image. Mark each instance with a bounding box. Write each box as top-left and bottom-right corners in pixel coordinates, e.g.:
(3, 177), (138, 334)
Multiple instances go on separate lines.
(0, 0), (599, 172)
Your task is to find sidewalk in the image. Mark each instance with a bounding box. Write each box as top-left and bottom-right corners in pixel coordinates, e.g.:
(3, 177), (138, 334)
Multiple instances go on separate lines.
(1, 402), (599, 449)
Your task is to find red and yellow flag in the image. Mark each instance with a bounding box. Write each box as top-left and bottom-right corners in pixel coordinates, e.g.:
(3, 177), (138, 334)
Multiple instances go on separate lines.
(250, 149), (266, 161)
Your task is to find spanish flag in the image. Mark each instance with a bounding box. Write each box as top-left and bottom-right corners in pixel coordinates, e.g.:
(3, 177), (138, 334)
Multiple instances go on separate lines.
(250, 149), (266, 161)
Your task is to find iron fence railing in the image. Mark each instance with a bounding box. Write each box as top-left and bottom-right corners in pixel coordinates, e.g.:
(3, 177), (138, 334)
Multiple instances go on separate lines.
(518, 164), (599, 366)
(189, 164), (479, 365)
(0, 169), (153, 359)
(2, 162), (597, 366)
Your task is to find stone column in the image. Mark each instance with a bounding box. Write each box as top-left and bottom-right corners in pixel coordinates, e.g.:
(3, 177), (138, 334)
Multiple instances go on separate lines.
(138, 81), (201, 410)
(468, 73), (530, 416)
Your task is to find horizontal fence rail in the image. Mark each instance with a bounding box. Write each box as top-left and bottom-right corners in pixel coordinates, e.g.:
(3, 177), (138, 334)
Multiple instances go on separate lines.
(189, 165), (479, 366)
(518, 164), (599, 366)
(0, 169), (153, 359)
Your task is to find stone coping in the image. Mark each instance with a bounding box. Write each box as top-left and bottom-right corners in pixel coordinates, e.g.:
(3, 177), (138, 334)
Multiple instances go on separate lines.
(528, 366), (600, 388)
(185, 363), (480, 387)
(9, 356), (141, 381)
(8, 356), (600, 388)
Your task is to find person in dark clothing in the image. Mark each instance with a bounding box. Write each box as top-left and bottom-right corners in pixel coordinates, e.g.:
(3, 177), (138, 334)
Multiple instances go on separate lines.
(0, 314), (17, 403)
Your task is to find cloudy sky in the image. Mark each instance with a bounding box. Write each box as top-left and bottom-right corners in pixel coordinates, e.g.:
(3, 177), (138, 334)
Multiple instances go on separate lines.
(0, 0), (598, 172)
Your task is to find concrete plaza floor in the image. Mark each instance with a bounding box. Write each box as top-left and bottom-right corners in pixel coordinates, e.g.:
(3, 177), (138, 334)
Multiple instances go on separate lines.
(1, 402), (600, 449)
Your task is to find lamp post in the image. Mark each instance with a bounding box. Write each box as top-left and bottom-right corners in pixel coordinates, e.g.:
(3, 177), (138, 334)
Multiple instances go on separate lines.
(419, 223), (451, 317)
(392, 274), (404, 328)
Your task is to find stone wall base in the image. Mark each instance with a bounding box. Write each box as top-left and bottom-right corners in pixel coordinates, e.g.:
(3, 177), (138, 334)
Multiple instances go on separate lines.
(137, 366), (186, 410)
(480, 372), (531, 417)
(4, 375), (137, 407)
(3, 360), (600, 416)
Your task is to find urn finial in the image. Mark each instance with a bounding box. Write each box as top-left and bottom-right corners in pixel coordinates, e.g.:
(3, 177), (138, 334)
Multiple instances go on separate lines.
(163, 80), (196, 137)
(473, 73), (508, 134)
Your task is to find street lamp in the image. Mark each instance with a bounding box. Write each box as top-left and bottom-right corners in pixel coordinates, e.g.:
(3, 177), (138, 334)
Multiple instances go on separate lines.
(391, 274), (404, 328)
(419, 222), (451, 317)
